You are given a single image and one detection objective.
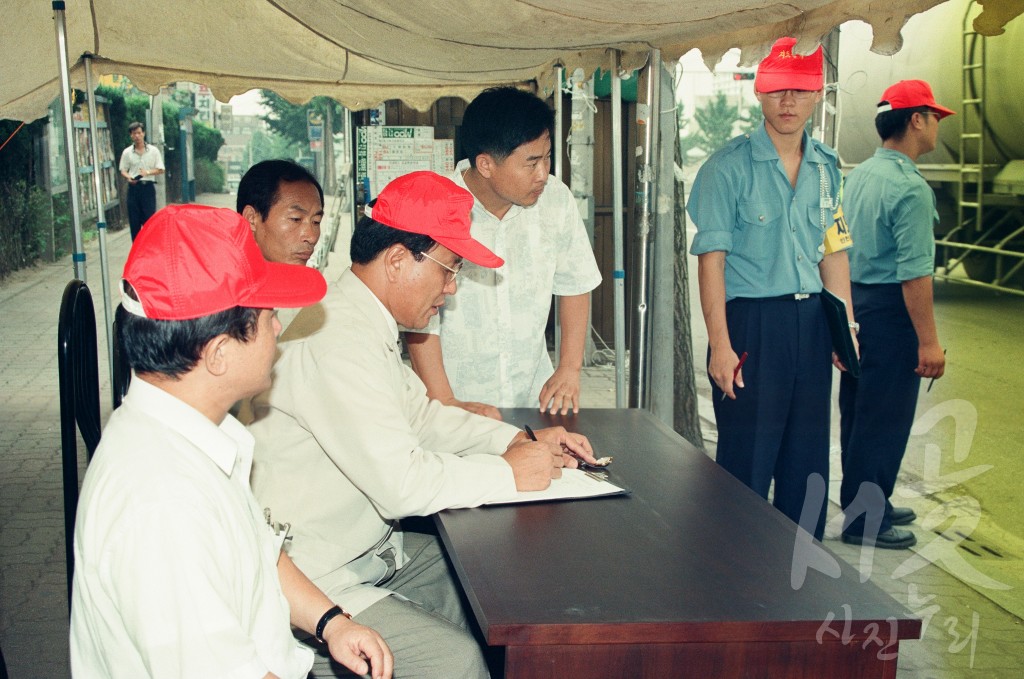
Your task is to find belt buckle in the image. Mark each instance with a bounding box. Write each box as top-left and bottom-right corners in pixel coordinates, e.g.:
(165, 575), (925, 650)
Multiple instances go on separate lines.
(794, 293), (810, 300)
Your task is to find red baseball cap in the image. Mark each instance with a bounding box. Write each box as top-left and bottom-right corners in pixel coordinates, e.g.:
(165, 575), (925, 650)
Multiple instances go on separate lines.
(755, 37), (823, 93)
(365, 171), (504, 268)
(877, 80), (955, 119)
(121, 204), (327, 320)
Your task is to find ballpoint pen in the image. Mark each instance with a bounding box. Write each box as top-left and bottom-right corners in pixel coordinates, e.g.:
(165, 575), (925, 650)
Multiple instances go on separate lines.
(927, 349), (947, 392)
(524, 425), (611, 469)
(721, 351), (748, 401)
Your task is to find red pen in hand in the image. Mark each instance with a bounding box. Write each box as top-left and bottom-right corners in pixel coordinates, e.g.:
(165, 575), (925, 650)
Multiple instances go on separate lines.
(721, 351), (748, 401)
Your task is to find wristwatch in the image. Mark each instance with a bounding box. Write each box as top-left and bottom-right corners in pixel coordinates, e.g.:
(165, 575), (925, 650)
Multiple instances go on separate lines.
(315, 605), (351, 643)
(848, 321), (860, 334)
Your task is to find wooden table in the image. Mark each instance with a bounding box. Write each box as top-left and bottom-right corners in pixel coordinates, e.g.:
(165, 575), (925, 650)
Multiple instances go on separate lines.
(434, 408), (920, 679)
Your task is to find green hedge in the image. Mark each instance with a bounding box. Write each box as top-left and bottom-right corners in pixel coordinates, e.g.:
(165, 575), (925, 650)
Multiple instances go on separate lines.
(194, 157), (225, 194)
(1, 86), (226, 278)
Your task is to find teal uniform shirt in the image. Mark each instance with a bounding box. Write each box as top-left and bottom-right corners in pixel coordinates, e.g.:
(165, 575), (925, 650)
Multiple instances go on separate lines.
(844, 147), (938, 284)
(687, 122), (841, 301)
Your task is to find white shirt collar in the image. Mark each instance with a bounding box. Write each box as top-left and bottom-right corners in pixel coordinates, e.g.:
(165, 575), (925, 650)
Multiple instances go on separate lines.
(124, 375), (253, 477)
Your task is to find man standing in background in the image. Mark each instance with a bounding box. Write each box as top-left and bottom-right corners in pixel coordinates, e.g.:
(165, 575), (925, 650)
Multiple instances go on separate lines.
(839, 80), (950, 550)
(118, 121), (164, 240)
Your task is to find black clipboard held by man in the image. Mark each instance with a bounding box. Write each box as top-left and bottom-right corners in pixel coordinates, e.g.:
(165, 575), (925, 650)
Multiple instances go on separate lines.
(820, 288), (860, 379)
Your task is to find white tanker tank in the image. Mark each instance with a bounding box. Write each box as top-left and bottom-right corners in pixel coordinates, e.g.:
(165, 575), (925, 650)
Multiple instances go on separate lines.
(834, 0), (1024, 291)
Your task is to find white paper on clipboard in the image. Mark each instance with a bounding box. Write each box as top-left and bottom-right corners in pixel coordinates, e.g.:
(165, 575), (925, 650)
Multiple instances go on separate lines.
(485, 468), (628, 505)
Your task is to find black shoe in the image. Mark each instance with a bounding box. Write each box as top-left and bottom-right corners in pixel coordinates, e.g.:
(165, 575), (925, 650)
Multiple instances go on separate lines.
(890, 507), (916, 526)
(841, 527), (917, 550)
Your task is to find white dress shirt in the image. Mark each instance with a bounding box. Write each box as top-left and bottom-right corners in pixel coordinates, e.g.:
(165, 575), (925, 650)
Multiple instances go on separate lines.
(418, 159), (602, 406)
(70, 378), (312, 679)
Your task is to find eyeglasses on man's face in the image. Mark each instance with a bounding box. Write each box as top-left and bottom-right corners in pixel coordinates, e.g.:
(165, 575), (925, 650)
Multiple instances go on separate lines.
(762, 89), (818, 101)
(419, 250), (464, 283)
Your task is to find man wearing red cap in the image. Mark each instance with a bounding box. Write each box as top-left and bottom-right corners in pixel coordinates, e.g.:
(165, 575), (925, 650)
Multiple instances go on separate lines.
(838, 80), (950, 550)
(687, 37), (856, 541)
(70, 205), (393, 678)
(246, 171), (598, 678)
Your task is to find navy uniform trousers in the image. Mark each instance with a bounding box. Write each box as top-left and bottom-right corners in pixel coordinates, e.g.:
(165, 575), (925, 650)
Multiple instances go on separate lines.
(839, 282), (921, 538)
(711, 295), (833, 541)
(126, 181), (157, 241)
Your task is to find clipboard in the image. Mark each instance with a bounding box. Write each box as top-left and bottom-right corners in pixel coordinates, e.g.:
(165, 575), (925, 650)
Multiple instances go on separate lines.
(485, 468), (629, 505)
(820, 288), (861, 379)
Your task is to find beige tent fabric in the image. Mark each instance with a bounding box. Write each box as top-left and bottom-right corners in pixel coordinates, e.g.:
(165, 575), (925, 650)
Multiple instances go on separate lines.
(2, 0), (1020, 121)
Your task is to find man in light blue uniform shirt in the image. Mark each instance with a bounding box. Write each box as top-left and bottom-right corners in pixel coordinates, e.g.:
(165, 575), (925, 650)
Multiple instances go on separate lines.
(839, 80), (950, 550)
(688, 37), (857, 541)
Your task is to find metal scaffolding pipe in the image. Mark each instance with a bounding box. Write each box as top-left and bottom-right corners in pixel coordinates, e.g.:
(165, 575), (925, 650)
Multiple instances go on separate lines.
(52, 0), (86, 281)
(611, 51), (626, 407)
(628, 49), (661, 408)
(83, 55), (115, 392)
(553, 65), (564, 359)
(344, 108), (358, 236)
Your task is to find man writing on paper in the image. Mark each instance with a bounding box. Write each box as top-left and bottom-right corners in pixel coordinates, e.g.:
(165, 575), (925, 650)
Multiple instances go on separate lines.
(687, 37), (857, 541)
(70, 205), (392, 678)
(839, 80), (950, 550)
(245, 171), (597, 678)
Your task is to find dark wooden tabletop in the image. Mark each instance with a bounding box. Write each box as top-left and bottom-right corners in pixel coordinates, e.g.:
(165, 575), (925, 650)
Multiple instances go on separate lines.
(434, 408), (921, 648)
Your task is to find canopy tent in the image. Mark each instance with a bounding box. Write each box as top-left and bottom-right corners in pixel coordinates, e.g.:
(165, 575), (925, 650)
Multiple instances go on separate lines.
(5, 0), (1022, 123)
(3, 0), (1021, 413)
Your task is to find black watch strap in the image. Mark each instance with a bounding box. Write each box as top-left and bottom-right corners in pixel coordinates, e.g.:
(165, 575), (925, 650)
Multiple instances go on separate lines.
(315, 605), (351, 643)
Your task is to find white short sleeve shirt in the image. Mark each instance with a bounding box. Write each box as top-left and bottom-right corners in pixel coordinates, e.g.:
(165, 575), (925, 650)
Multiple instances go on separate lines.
(418, 160), (601, 407)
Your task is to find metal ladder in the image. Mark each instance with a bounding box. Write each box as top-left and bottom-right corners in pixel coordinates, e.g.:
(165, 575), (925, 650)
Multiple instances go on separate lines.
(934, 0), (1024, 295)
(957, 1), (985, 236)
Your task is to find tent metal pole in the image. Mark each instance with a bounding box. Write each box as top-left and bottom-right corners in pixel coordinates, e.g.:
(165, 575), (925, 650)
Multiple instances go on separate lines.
(554, 66), (564, 181)
(553, 65), (564, 362)
(629, 49), (661, 408)
(345, 109), (358, 239)
(83, 55), (115, 394)
(610, 51), (626, 407)
(52, 0), (86, 281)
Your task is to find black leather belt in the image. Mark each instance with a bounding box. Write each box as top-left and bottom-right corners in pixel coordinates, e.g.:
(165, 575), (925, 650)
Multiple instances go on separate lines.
(734, 293), (819, 302)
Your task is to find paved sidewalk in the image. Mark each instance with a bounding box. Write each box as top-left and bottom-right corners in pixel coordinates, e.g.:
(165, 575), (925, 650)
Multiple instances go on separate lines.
(1, 194), (1021, 677)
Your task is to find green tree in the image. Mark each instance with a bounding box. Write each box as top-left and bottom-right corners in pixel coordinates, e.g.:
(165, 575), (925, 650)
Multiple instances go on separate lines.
(193, 122), (225, 162)
(249, 128), (299, 165)
(677, 103), (702, 164)
(194, 158), (225, 194)
(693, 93), (741, 157)
(161, 101), (225, 199)
(741, 103), (762, 134)
(260, 91), (341, 147)
(0, 118), (51, 277)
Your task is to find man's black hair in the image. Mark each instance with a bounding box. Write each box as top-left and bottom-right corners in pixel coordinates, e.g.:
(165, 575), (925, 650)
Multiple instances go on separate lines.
(116, 302), (260, 379)
(128, 121), (144, 134)
(236, 159), (324, 219)
(460, 87), (554, 167)
(875, 105), (934, 142)
(350, 199), (437, 265)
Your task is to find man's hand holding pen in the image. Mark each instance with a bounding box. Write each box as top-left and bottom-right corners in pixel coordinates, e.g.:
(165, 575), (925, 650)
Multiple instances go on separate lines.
(502, 425), (597, 491)
(712, 348), (747, 401)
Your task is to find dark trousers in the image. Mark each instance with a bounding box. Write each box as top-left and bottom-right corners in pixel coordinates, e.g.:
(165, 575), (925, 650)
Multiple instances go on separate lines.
(839, 283), (921, 537)
(126, 182), (157, 240)
(710, 296), (833, 540)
